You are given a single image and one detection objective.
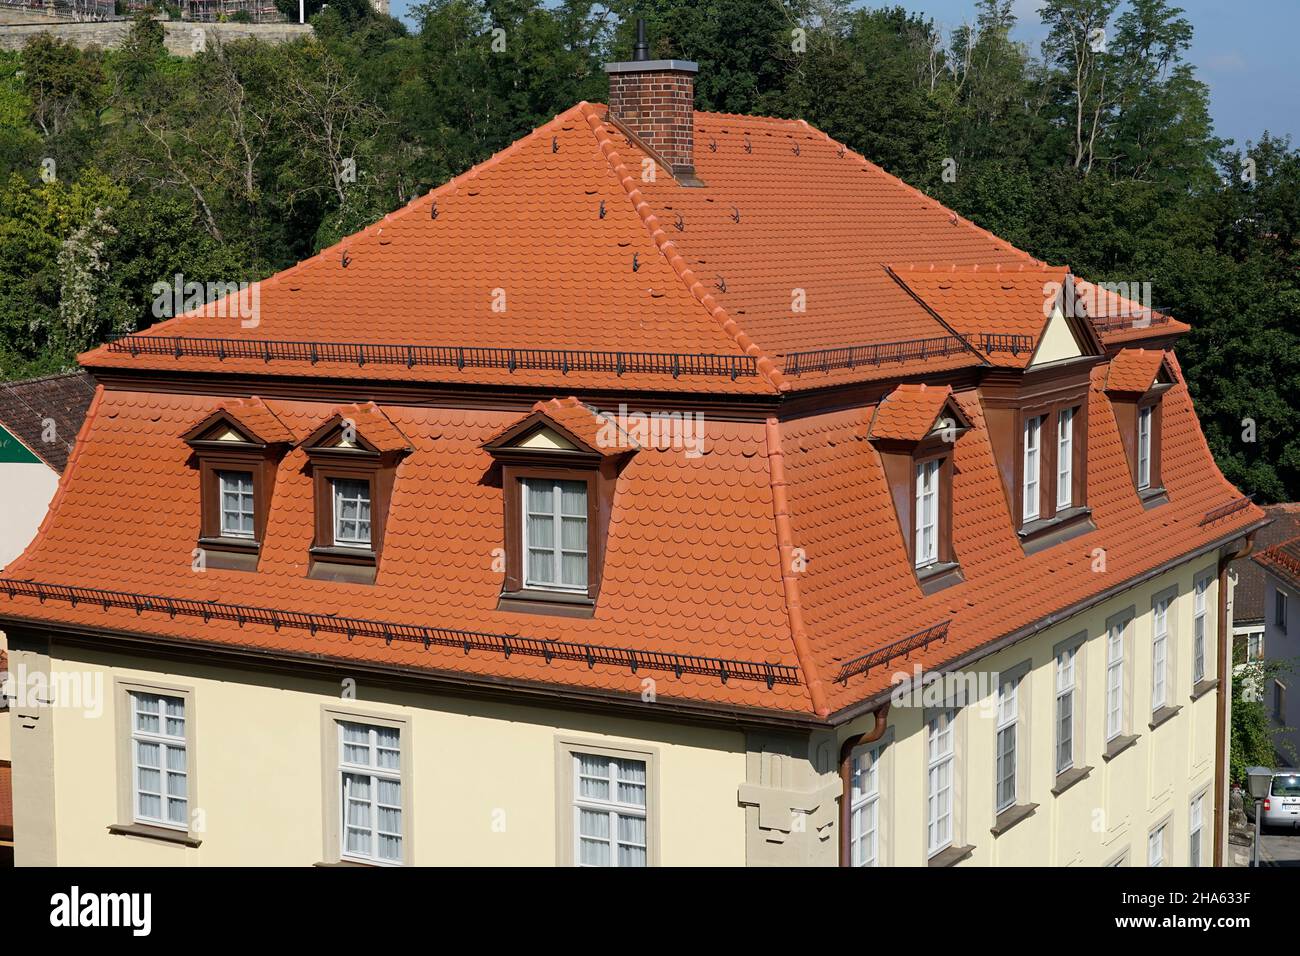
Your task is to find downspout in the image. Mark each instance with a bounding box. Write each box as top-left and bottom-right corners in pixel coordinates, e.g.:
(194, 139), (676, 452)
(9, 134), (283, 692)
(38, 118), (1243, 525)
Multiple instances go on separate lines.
(838, 701), (890, 866)
(1215, 536), (1253, 867)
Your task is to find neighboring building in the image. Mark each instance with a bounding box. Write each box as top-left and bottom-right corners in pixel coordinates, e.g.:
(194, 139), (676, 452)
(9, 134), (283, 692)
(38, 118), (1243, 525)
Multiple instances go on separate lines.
(0, 47), (1265, 867)
(1230, 503), (1300, 667)
(0, 371), (95, 570)
(1252, 536), (1300, 763)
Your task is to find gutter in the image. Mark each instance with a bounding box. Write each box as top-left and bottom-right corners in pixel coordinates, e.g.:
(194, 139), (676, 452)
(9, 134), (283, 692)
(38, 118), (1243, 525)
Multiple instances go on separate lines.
(838, 701), (889, 866)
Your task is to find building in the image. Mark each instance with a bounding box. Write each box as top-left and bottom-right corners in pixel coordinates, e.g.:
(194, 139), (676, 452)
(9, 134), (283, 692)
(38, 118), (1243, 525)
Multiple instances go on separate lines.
(1251, 535), (1300, 763)
(1229, 503), (1300, 664)
(0, 48), (1265, 867)
(0, 369), (94, 866)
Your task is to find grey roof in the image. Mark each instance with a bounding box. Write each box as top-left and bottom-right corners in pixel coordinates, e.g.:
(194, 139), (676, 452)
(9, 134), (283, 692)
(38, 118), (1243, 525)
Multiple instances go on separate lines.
(0, 370), (96, 474)
(1233, 503), (1300, 625)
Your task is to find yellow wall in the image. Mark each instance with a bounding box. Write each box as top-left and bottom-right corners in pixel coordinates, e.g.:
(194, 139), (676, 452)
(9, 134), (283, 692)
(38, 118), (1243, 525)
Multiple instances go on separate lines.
(836, 557), (1220, 866)
(44, 646), (747, 866)
(1030, 305), (1084, 366)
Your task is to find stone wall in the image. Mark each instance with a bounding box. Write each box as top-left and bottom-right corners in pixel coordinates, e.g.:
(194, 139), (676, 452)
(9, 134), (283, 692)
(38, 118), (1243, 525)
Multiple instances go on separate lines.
(0, 19), (312, 54)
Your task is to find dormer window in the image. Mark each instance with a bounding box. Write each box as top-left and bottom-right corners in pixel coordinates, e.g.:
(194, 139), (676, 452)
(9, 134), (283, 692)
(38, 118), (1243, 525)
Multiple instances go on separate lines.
(1104, 349), (1176, 506)
(914, 459), (940, 569)
(301, 403), (411, 584)
(1137, 406), (1153, 491)
(1056, 408), (1075, 509)
(181, 397), (295, 571)
(483, 398), (637, 616)
(219, 471), (256, 539)
(523, 478), (589, 591)
(1022, 415), (1042, 521)
(867, 384), (971, 593)
(332, 478), (373, 549)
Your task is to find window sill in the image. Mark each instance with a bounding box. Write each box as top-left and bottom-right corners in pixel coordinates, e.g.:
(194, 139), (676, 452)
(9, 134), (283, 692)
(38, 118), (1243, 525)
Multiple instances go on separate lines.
(991, 802), (1038, 836)
(309, 545), (378, 584)
(107, 823), (202, 848)
(196, 536), (260, 572)
(1051, 764), (1092, 796)
(1139, 487), (1168, 509)
(314, 859), (380, 867)
(498, 588), (596, 619)
(1148, 704), (1182, 730)
(916, 561), (963, 595)
(1018, 506), (1095, 555)
(1102, 733), (1140, 761)
(927, 844), (975, 867)
(1191, 678), (1219, 701)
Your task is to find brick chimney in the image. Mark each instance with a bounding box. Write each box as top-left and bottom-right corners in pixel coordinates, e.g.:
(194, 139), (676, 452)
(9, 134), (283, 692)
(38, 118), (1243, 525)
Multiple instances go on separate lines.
(605, 19), (700, 184)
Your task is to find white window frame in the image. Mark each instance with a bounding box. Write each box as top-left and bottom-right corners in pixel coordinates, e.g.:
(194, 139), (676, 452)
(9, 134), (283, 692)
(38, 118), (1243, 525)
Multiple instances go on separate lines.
(995, 677), (1019, 813)
(927, 709), (956, 857)
(849, 743), (883, 867)
(1278, 588), (1289, 632)
(1189, 791), (1205, 867)
(129, 691), (189, 831)
(1106, 616), (1128, 741)
(331, 476), (372, 548)
(338, 721), (404, 866)
(556, 739), (659, 867)
(914, 458), (940, 569)
(1193, 575), (1209, 685)
(218, 470), (255, 539)
(1056, 644), (1077, 774)
(1022, 415), (1042, 521)
(1056, 407), (1074, 509)
(1147, 821), (1167, 867)
(1152, 595), (1170, 711)
(1137, 405), (1152, 490)
(522, 477), (589, 592)
(1247, 630), (1264, 661)
(572, 752), (649, 867)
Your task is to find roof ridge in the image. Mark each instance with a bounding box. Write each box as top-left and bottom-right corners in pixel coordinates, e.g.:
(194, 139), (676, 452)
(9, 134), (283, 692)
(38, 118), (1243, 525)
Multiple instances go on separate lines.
(1, 383), (103, 575)
(796, 119), (1043, 267)
(581, 103), (788, 394)
(764, 417), (829, 717)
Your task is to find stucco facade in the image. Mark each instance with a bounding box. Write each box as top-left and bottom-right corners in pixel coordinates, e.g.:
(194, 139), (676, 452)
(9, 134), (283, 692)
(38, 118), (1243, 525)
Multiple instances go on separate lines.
(8, 550), (1227, 867)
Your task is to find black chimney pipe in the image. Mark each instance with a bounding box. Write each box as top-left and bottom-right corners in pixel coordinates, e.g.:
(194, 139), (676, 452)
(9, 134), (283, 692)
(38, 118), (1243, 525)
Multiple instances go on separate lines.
(632, 17), (650, 61)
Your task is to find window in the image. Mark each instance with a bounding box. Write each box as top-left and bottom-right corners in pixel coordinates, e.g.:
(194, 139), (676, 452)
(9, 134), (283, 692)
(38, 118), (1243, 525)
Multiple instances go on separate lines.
(1107, 618), (1126, 741)
(850, 744), (882, 867)
(573, 753), (647, 867)
(1137, 406), (1152, 491)
(1278, 589), (1289, 632)
(1193, 576), (1209, 685)
(1247, 631), (1264, 661)
(1056, 646), (1077, 774)
(338, 721), (402, 865)
(1147, 822), (1166, 866)
(218, 471), (255, 539)
(1022, 416), (1042, 521)
(1152, 595), (1170, 711)
(1274, 680), (1287, 722)
(331, 478), (372, 548)
(995, 677), (1019, 813)
(914, 459), (940, 569)
(523, 478), (589, 592)
(129, 692), (188, 829)
(927, 710), (955, 856)
(1056, 407), (1075, 509)
(1189, 793), (1205, 867)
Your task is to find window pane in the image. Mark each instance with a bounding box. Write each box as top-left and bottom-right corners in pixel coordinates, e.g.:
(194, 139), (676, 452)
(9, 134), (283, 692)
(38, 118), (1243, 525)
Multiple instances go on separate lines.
(527, 513), (554, 549)
(561, 552), (588, 589)
(526, 480), (553, 514)
(559, 481), (587, 516)
(579, 808), (610, 840)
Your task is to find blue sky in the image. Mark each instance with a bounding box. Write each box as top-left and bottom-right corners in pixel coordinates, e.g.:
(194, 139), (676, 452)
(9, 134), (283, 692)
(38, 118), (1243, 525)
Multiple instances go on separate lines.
(386, 0), (1294, 148)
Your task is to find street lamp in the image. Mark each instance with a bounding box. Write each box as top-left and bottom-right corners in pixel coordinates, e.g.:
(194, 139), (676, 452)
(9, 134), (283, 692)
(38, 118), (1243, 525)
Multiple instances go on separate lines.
(1247, 766), (1273, 867)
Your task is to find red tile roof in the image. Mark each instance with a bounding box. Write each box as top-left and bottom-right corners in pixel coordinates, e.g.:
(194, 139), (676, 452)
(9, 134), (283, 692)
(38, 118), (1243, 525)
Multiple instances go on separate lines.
(888, 264), (1070, 368)
(1255, 535), (1300, 593)
(305, 402), (411, 453)
(0, 103), (1252, 722)
(1106, 348), (1174, 394)
(81, 104), (1182, 396)
(188, 396), (296, 446)
(1074, 278), (1192, 344)
(486, 397), (637, 457)
(867, 384), (957, 441)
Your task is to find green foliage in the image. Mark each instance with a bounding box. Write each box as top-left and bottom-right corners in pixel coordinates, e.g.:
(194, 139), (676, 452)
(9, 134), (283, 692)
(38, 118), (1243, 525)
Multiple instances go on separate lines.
(0, 2), (1295, 505)
(1231, 656), (1297, 785)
